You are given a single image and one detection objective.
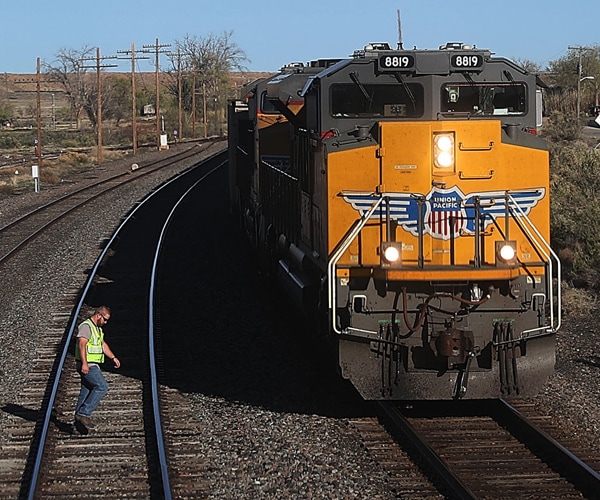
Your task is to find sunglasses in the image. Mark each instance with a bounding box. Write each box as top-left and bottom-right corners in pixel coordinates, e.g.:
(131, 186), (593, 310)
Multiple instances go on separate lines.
(100, 314), (110, 322)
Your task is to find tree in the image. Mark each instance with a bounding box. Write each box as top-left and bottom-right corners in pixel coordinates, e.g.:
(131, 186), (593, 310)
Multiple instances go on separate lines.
(166, 31), (249, 137)
(513, 58), (542, 74)
(546, 46), (600, 115)
(0, 102), (14, 124)
(44, 46), (96, 130)
(550, 142), (600, 288)
(103, 76), (130, 126)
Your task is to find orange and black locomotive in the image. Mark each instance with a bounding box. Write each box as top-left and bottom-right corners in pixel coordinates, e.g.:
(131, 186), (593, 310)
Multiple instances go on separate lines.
(228, 42), (560, 400)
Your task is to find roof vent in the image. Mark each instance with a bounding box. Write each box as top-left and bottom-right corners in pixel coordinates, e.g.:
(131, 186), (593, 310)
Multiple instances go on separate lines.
(364, 42), (392, 51)
(439, 42), (471, 50)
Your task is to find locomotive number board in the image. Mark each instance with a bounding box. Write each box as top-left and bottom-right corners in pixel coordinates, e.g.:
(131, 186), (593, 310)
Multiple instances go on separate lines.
(377, 54), (415, 71)
(450, 54), (484, 70)
(377, 52), (484, 73)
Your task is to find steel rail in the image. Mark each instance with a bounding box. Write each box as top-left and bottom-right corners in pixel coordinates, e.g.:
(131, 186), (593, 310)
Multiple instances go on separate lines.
(0, 143), (213, 265)
(376, 401), (478, 499)
(0, 142), (206, 233)
(25, 149), (225, 499)
(497, 399), (600, 497)
(148, 159), (226, 499)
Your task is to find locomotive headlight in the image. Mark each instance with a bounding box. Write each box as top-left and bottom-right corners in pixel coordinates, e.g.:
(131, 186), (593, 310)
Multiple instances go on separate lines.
(381, 242), (403, 268)
(495, 240), (517, 266)
(433, 132), (455, 169)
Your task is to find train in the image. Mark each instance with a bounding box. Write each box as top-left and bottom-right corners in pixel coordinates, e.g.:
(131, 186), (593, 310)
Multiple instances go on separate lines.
(228, 42), (561, 400)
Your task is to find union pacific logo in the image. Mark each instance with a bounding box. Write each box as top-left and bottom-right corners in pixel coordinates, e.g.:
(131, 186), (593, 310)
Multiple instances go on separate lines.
(341, 186), (546, 241)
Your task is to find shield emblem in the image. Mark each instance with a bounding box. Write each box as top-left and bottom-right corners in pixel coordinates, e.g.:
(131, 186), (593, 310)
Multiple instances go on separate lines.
(426, 187), (467, 240)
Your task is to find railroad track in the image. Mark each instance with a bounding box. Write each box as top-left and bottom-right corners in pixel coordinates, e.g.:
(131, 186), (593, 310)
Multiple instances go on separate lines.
(0, 140), (199, 172)
(369, 399), (600, 499)
(1, 150), (226, 498)
(0, 140), (221, 266)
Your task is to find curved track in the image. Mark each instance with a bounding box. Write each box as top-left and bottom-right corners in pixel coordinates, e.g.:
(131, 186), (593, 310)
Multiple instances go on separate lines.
(0, 141), (217, 266)
(1, 150), (226, 499)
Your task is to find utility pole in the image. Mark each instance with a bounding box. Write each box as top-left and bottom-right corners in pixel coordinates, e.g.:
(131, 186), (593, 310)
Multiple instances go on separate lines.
(192, 69), (196, 138)
(202, 81), (207, 138)
(177, 47), (182, 143)
(81, 48), (118, 164)
(118, 43), (149, 155)
(36, 58), (42, 172)
(15, 60), (59, 191)
(142, 38), (171, 150)
(569, 45), (594, 118)
(51, 93), (56, 130)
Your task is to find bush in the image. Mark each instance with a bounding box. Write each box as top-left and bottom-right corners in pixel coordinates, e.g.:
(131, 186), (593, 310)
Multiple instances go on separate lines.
(0, 134), (22, 149)
(542, 111), (582, 142)
(59, 151), (90, 165)
(550, 140), (600, 288)
(40, 169), (59, 184)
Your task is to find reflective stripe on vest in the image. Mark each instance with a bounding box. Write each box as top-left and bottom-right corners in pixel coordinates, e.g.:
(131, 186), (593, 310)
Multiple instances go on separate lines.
(75, 318), (104, 363)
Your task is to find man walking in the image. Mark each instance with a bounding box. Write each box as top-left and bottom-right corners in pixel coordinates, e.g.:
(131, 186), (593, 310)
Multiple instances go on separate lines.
(74, 306), (120, 430)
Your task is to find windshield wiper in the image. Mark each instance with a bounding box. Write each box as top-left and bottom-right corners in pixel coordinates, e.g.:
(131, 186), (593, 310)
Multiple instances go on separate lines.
(349, 71), (372, 103)
(392, 71), (417, 110)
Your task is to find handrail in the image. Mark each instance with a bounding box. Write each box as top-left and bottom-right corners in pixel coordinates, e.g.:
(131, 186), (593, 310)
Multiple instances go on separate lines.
(507, 193), (561, 334)
(328, 196), (385, 334)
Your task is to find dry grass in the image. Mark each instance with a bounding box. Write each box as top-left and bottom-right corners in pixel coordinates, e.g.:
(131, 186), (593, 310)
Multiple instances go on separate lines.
(0, 149), (118, 193)
(0, 142), (134, 197)
(561, 282), (598, 318)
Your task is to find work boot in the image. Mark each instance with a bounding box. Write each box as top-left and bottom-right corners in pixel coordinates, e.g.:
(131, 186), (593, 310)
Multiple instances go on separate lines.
(75, 414), (95, 428)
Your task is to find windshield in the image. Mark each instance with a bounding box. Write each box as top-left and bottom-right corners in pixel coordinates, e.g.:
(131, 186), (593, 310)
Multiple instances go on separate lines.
(331, 83), (424, 118)
(441, 83), (527, 116)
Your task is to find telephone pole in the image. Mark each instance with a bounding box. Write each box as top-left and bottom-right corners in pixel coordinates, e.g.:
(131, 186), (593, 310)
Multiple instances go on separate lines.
(81, 48), (118, 164)
(15, 59), (57, 191)
(36, 58), (42, 173)
(568, 45), (594, 118)
(118, 43), (149, 155)
(192, 69), (196, 138)
(177, 47), (182, 143)
(142, 38), (171, 150)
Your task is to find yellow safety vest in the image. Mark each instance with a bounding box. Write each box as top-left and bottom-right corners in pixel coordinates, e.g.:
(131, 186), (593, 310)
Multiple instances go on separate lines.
(75, 318), (104, 363)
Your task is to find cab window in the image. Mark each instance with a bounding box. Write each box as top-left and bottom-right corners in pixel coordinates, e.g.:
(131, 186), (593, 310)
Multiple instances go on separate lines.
(441, 83), (527, 116)
(260, 91), (280, 114)
(331, 83), (424, 118)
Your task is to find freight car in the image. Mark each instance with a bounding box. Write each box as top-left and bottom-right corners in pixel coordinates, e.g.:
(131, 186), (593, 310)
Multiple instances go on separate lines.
(228, 42), (561, 400)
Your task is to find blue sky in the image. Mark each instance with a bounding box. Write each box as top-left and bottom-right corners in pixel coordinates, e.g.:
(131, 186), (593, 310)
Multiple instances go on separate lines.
(1, 1), (598, 74)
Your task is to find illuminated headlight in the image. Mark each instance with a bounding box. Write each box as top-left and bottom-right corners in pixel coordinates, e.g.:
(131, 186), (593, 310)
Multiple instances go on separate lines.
(381, 242), (402, 268)
(495, 240), (517, 266)
(433, 132), (455, 169)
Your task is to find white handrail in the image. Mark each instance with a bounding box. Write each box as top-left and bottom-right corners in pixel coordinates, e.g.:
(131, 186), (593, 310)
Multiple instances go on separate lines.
(507, 193), (561, 333)
(328, 196), (385, 334)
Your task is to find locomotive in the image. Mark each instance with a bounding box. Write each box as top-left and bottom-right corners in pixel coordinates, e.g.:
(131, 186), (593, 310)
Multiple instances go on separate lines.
(228, 42), (561, 400)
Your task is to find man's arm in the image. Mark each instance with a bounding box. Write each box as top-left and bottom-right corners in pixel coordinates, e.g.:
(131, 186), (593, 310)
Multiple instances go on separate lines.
(103, 341), (121, 368)
(78, 337), (90, 374)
